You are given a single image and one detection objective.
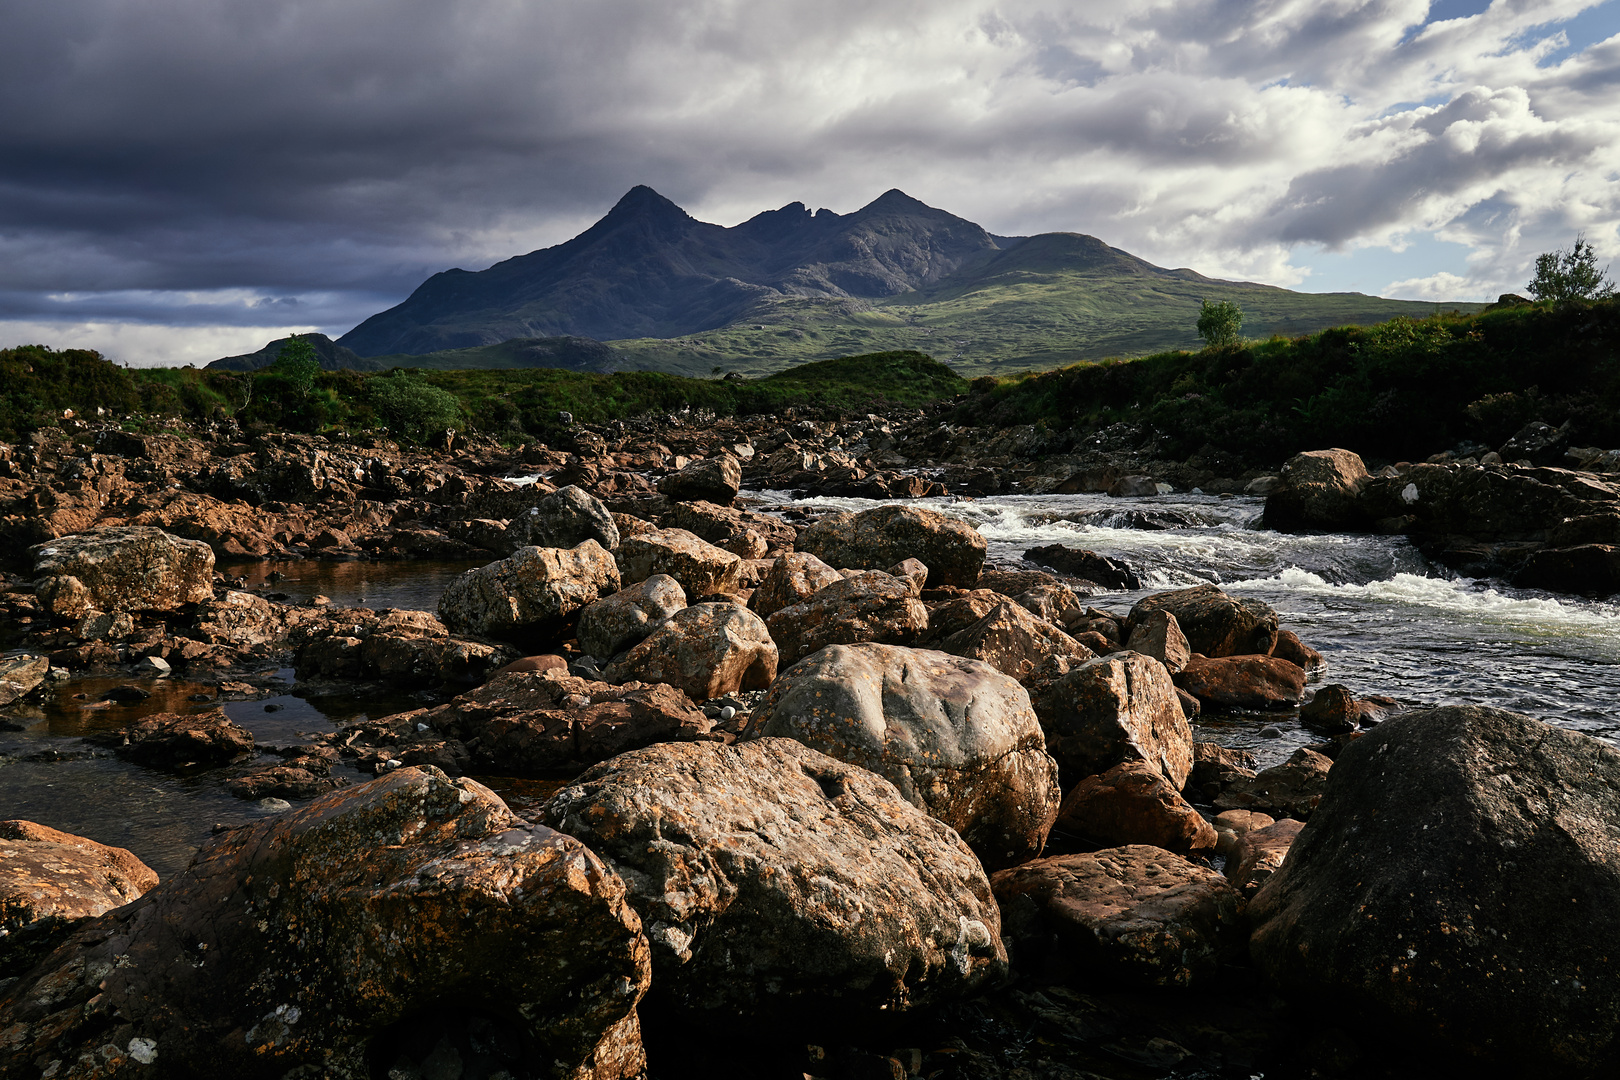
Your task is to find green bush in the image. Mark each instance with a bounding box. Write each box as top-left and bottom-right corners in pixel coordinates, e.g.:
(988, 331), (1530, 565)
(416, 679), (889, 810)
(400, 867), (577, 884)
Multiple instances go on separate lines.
(368, 372), (465, 443)
(1197, 300), (1244, 348)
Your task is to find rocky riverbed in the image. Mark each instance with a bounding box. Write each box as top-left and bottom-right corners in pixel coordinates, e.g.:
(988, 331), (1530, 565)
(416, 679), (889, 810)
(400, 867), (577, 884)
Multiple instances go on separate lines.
(2, 412), (1619, 1079)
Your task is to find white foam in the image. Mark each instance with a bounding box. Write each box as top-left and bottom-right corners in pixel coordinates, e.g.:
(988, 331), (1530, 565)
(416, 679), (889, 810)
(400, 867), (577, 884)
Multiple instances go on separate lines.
(504, 473), (544, 487)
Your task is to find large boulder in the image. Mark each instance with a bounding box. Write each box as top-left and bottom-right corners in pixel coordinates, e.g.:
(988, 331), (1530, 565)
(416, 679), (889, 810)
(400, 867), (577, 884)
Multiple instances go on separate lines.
(939, 601), (1091, 684)
(1055, 761), (1217, 856)
(1214, 747), (1332, 818)
(438, 540), (619, 648)
(1030, 651), (1192, 789)
(657, 454), (742, 504)
(604, 602), (777, 701)
(798, 505), (986, 587)
(1128, 584), (1279, 658)
(757, 643), (1061, 869)
(1174, 654), (1307, 709)
(1250, 707), (1620, 1075)
(748, 551), (843, 619)
(1124, 609), (1190, 673)
(992, 846), (1245, 989)
(1226, 818), (1304, 899)
(86, 709), (257, 771)
(1021, 545), (1142, 590)
(542, 738), (1008, 1024)
(31, 526), (214, 619)
(765, 571), (929, 667)
(1264, 448), (1371, 531)
(614, 528), (742, 597)
(577, 574), (687, 659)
(0, 768), (651, 1080)
(662, 500), (797, 554)
(507, 484), (620, 551)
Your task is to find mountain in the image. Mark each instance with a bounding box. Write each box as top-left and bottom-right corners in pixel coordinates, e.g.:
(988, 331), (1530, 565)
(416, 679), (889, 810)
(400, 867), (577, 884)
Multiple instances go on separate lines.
(208, 334), (620, 373)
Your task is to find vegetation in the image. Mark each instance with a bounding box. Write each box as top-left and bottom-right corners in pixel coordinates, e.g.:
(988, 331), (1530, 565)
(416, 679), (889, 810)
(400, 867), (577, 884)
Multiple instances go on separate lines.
(1528, 235), (1616, 302)
(1197, 300), (1243, 347)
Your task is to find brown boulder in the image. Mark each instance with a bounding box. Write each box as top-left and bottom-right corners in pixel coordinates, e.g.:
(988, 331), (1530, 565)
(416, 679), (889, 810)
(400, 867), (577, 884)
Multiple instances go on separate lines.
(1300, 683), (1404, 733)
(1125, 608), (1191, 673)
(604, 602), (777, 701)
(1055, 761), (1217, 855)
(438, 540), (620, 648)
(1030, 651), (1193, 789)
(1022, 545), (1143, 589)
(940, 600), (1092, 683)
(748, 551), (843, 618)
(32, 526), (215, 619)
(614, 527), (742, 597)
(1211, 808), (1275, 856)
(657, 454), (742, 504)
(1264, 448), (1371, 531)
(1215, 747), (1332, 818)
(1272, 628), (1324, 671)
(765, 571), (928, 667)
(1128, 584), (1279, 658)
(0, 653), (49, 708)
(87, 708), (256, 770)
(1175, 654), (1307, 709)
(1227, 818), (1304, 899)
(798, 505), (986, 587)
(577, 574), (687, 659)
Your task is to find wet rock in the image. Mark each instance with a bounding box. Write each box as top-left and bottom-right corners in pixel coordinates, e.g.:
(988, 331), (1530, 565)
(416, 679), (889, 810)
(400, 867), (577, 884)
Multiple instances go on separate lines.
(1264, 449), (1371, 531)
(1300, 684), (1404, 734)
(1055, 761), (1217, 856)
(577, 574), (688, 659)
(1174, 654), (1306, 710)
(658, 453), (742, 504)
(1125, 609), (1191, 674)
(1227, 818), (1303, 899)
(543, 738), (1007, 1024)
(0, 820), (159, 978)
(662, 500), (797, 554)
(1022, 545), (1142, 590)
(604, 602), (777, 701)
(1129, 584), (1279, 658)
(615, 527), (742, 597)
(32, 526), (215, 619)
(1029, 651), (1192, 789)
(192, 589), (287, 649)
(0, 653), (49, 707)
(506, 484), (621, 551)
(226, 762), (349, 801)
(1214, 747), (1331, 818)
(992, 846), (1245, 988)
(1272, 628), (1324, 672)
(940, 600), (1092, 683)
(748, 551), (843, 619)
(88, 708), (256, 770)
(438, 539), (620, 648)
(0, 768), (651, 1080)
(1012, 582), (1086, 626)
(757, 642), (1060, 870)
(766, 570), (929, 667)
(921, 588), (1008, 643)
(1249, 706), (1620, 1075)
(798, 505), (987, 587)
(1174, 687), (1200, 719)
(1211, 808), (1275, 857)
(1514, 543), (1620, 597)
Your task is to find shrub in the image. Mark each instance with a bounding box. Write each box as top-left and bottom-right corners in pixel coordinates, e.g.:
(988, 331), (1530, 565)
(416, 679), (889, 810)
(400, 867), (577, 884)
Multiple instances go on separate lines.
(1197, 300), (1244, 347)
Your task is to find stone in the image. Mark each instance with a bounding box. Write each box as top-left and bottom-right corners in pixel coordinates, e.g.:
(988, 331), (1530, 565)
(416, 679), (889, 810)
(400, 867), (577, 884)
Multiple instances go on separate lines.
(1211, 809), (1275, 857)
(888, 557), (929, 594)
(1300, 683), (1404, 733)
(765, 570), (929, 667)
(0, 768), (651, 1080)
(748, 551), (843, 618)
(1272, 628), (1324, 672)
(438, 539), (620, 648)
(1514, 543), (1620, 597)
(1055, 761), (1217, 856)
(1174, 654), (1307, 709)
(543, 738), (1007, 1024)
(1129, 584), (1279, 658)
(658, 453), (743, 504)
(604, 602), (777, 701)
(922, 589), (1008, 643)
(0, 653), (49, 707)
(661, 500), (797, 553)
(1214, 747), (1332, 818)
(615, 528), (742, 597)
(1227, 818), (1303, 899)
(1264, 449), (1371, 531)
(1188, 742), (1258, 802)
(1125, 609), (1191, 673)
(992, 846), (1245, 988)
(798, 505), (987, 587)
(1012, 582), (1086, 626)
(757, 643), (1061, 870)
(87, 708), (256, 770)
(1029, 651), (1192, 789)
(192, 589), (286, 648)
(31, 526), (215, 618)
(577, 574), (687, 659)
(1022, 545), (1142, 589)
(940, 600), (1092, 683)
(1249, 706), (1620, 1075)
(0, 820), (159, 978)
(507, 484), (621, 551)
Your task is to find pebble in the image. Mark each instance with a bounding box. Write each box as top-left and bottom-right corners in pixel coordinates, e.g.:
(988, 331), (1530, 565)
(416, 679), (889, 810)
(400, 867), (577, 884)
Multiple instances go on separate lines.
(258, 798), (292, 811)
(1259, 725), (1284, 738)
(720, 706), (736, 721)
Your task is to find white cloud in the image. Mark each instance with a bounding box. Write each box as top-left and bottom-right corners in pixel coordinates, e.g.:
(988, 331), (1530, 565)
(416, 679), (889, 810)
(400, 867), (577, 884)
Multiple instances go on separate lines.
(0, 321), (309, 368)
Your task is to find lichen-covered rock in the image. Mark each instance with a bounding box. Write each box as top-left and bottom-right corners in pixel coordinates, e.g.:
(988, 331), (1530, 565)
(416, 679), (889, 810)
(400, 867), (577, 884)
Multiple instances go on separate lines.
(1030, 651), (1193, 789)
(1012, 582), (1087, 626)
(604, 602), (777, 701)
(439, 540), (619, 647)
(0, 653), (49, 708)
(940, 600), (1091, 684)
(662, 500), (797, 554)
(766, 571), (929, 667)
(748, 552), (843, 619)
(1174, 654), (1307, 709)
(191, 590), (287, 649)
(31, 526), (215, 618)
(1128, 584), (1279, 659)
(992, 846), (1245, 988)
(758, 643), (1060, 869)
(577, 574), (687, 659)
(86, 708), (256, 771)
(1227, 818), (1303, 899)
(1214, 747), (1332, 818)
(1125, 609), (1191, 674)
(614, 528), (742, 597)
(1055, 761), (1217, 856)
(507, 484), (620, 551)
(0, 768), (651, 1080)
(798, 505), (986, 587)
(657, 454), (742, 504)
(1264, 448), (1371, 531)
(543, 738), (1007, 1024)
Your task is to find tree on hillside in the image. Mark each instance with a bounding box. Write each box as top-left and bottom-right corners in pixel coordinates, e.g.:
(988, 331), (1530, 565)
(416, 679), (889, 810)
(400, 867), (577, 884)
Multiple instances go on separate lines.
(1527, 235), (1616, 302)
(1197, 299), (1243, 347)
(270, 336), (321, 399)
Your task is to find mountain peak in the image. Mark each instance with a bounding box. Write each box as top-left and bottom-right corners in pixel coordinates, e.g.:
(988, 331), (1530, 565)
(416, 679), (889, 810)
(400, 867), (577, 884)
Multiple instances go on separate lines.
(604, 185), (692, 223)
(863, 188), (932, 213)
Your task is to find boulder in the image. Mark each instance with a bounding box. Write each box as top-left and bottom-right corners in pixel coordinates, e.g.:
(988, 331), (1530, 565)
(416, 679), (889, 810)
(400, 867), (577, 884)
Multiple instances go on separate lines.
(661, 500), (796, 553)
(1012, 582), (1086, 626)
(1514, 543), (1620, 596)
(1264, 449), (1371, 531)
(192, 590), (287, 649)
(1055, 761), (1217, 856)
(1124, 609), (1191, 673)
(0, 768), (651, 1080)
(0, 653), (49, 708)
(87, 708), (256, 770)
(1188, 742), (1259, 803)
(939, 601), (1092, 683)
(765, 571), (929, 667)
(0, 821), (159, 978)
(748, 551), (843, 618)
(577, 574), (687, 659)
(438, 539), (619, 648)
(615, 528), (742, 597)
(604, 602), (777, 701)
(1214, 747), (1332, 818)
(1128, 584), (1279, 658)
(798, 505), (986, 587)
(1211, 808), (1275, 857)
(543, 738), (1008, 1024)
(757, 643), (1061, 869)
(921, 589), (1008, 642)
(1174, 654), (1307, 709)
(506, 484), (620, 551)
(1029, 651), (1192, 789)
(1227, 818), (1304, 899)
(31, 526), (214, 619)
(1250, 706), (1620, 1075)
(1272, 628), (1324, 672)
(1022, 545), (1143, 590)
(1300, 684), (1403, 733)
(657, 454), (742, 504)
(992, 846), (1245, 988)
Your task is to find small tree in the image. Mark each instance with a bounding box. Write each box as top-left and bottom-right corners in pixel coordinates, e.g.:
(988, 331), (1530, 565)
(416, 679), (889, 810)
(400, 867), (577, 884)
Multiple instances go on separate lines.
(367, 371), (464, 444)
(1197, 299), (1244, 347)
(268, 336), (321, 399)
(1527, 234), (1616, 302)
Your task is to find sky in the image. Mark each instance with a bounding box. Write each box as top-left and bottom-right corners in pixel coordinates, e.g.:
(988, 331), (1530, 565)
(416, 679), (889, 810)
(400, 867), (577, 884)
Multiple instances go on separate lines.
(2, 0), (1617, 367)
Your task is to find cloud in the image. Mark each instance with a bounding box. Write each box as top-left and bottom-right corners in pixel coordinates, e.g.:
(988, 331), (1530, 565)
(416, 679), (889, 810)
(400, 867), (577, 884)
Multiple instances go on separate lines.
(0, 0), (1616, 362)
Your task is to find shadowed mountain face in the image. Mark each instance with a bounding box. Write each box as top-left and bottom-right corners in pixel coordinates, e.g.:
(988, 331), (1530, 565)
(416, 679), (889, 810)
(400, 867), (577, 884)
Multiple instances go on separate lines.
(338, 187), (1012, 356)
